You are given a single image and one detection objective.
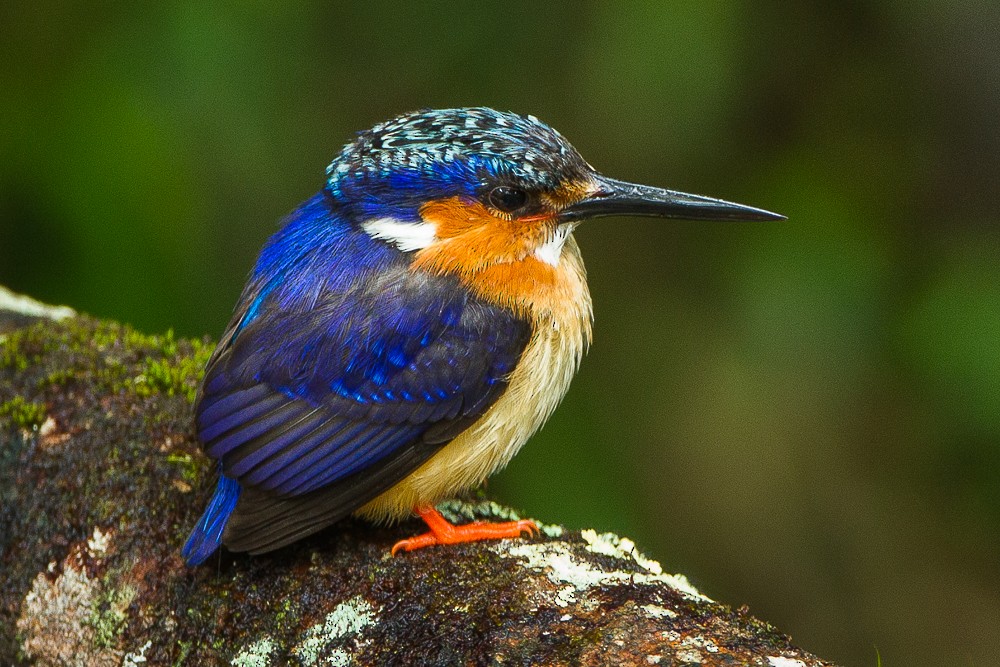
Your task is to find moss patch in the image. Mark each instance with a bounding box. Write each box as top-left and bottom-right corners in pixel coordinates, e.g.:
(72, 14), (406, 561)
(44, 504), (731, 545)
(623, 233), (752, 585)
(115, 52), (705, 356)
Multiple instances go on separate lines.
(133, 330), (213, 402)
(0, 397), (46, 430)
(0, 318), (211, 401)
(0, 335), (29, 372)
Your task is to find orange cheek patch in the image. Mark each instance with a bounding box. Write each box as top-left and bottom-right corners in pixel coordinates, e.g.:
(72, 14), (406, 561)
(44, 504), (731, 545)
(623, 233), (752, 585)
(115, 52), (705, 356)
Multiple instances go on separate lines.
(418, 197), (492, 239)
(411, 196), (582, 318)
(414, 197), (555, 275)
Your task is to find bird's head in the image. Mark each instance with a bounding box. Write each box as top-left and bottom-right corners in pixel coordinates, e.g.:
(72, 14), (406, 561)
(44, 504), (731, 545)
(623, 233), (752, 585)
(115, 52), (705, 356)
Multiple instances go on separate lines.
(326, 107), (781, 279)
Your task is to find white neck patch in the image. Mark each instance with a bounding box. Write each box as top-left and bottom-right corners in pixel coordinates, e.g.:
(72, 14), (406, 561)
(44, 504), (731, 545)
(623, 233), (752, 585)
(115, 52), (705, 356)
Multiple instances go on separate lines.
(534, 224), (576, 267)
(362, 218), (438, 252)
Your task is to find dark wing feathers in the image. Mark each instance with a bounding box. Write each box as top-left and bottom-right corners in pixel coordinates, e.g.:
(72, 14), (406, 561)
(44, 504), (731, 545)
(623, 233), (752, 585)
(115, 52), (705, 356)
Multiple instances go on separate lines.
(195, 259), (530, 554)
(223, 440), (437, 554)
(223, 407), (325, 478)
(198, 391), (290, 446)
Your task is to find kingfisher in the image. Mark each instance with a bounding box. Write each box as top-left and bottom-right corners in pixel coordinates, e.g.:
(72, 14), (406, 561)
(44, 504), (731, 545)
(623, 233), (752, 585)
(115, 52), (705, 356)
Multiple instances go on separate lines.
(182, 107), (782, 565)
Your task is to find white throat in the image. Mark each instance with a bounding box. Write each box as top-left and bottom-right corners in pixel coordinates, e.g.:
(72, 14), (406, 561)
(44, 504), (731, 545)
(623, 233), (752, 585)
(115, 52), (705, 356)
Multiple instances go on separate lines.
(534, 223), (576, 267)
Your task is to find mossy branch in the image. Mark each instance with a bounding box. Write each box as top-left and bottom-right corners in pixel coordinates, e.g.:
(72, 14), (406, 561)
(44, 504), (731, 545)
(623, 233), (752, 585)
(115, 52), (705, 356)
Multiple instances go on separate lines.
(0, 286), (836, 666)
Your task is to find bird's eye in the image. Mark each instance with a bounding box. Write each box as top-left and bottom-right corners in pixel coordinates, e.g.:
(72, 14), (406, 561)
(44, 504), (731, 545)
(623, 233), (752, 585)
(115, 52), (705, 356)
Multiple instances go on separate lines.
(488, 186), (528, 213)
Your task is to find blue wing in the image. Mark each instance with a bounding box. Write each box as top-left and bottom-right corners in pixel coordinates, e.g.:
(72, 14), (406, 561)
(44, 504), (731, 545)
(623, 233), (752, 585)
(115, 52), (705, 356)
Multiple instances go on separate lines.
(184, 197), (530, 563)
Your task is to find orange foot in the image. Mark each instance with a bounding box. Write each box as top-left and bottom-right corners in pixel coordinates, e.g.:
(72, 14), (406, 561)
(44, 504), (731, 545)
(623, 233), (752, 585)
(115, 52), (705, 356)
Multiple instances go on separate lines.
(391, 505), (538, 555)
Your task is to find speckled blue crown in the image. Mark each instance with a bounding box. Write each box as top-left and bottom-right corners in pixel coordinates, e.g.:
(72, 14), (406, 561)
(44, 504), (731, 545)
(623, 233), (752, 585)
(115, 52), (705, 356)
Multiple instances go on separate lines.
(325, 108), (591, 204)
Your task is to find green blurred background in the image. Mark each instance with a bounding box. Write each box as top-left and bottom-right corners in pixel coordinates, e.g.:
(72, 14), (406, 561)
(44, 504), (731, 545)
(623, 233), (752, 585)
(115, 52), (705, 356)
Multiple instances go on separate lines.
(2, 2), (998, 664)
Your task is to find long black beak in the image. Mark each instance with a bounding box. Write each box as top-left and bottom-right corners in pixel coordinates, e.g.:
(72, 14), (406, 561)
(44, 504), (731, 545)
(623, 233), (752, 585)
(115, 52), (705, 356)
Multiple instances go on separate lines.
(560, 175), (785, 222)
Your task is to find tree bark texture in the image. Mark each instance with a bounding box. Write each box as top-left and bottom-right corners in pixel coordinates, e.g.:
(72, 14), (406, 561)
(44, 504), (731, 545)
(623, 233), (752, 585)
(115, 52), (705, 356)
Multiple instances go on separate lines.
(0, 286), (837, 666)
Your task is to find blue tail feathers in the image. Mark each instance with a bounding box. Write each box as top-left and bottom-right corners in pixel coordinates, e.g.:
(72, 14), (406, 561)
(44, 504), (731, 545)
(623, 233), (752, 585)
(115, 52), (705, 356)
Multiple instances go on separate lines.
(182, 474), (241, 565)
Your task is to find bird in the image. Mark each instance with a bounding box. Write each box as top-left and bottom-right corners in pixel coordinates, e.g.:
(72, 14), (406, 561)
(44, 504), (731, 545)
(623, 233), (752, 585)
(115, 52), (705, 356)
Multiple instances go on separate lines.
(182, 107), (783, 565)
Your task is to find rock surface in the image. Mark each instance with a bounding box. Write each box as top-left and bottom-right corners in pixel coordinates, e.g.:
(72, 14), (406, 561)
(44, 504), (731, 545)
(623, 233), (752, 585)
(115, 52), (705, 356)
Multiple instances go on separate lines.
(0, 288), (837, 666)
